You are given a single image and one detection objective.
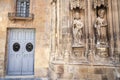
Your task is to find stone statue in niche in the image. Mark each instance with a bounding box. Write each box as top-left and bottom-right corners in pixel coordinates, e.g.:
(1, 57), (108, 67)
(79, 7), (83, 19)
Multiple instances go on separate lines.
(73, 11), (84, 46)
(94, 9), (108, 45)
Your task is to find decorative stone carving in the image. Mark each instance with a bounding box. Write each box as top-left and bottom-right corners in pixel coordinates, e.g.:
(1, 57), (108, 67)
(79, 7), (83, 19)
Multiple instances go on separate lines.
(96, 48), (109, 58)
(94, 7), (109, 59)
(70, 0), (85, 10)
(94, 9), (108, 45)
(51, 0), (57, 3)
(94, 0), (108, 8)
(72, 47), (85, 59)
(70, 0), (86, 62)
(73, 11), (84, 46)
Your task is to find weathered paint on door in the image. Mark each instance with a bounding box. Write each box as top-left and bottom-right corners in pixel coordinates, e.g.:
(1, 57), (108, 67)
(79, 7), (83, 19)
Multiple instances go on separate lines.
(7, 29), (35, 75)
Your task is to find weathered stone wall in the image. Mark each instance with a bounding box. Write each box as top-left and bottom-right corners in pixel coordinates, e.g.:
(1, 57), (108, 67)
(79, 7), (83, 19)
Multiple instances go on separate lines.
(0, 0), (51, 78)
(50, 64), (120, 80)
(49, 0), (120, 80)
(0, 0), (120, 79)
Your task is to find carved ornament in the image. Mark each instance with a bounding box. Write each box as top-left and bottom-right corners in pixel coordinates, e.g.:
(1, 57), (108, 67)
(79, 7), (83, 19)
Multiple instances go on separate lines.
(94, 0), (108, 8)
(70, 0), (85, 10)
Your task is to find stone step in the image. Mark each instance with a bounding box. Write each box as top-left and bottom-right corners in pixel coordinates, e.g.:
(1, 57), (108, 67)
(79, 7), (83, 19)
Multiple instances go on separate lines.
(0, 78), (48, 80)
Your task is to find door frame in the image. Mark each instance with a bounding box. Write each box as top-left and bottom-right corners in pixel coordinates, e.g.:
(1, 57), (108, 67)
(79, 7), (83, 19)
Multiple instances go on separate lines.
(5, 28), (36, 76)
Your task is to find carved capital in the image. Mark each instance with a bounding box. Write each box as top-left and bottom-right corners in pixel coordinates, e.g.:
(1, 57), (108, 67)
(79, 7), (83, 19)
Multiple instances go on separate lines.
(51, 0), (57, 4)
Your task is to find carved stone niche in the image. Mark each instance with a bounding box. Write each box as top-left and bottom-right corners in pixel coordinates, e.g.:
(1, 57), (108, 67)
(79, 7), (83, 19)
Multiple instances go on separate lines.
(94, 7), (108, 45)
(70, 0), (85, 47)
(70, 0), (86, 62)
(72, 10), (85, 47)
(94, 4), (109, 60)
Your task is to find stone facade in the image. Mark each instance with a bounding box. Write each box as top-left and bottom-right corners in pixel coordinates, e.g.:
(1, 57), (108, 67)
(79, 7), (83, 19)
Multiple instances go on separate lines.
(49, 0), (120, 80)
(0, 0), (51, 78)
(0, 0), (120, 80)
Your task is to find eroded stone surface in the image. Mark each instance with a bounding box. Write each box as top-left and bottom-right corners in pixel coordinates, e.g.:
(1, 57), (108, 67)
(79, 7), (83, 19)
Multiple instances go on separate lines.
(0, 0), (120, 80)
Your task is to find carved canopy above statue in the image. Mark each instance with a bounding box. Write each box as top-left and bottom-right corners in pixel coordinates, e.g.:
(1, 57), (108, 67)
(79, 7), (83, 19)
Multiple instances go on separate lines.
(70, 0), (85, 10)
(94, 0), (108, 8)
(51, 0), (57, 4)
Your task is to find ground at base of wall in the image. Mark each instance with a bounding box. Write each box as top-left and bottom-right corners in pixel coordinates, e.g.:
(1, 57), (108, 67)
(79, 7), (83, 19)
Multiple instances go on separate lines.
(0, 78), (48, 80)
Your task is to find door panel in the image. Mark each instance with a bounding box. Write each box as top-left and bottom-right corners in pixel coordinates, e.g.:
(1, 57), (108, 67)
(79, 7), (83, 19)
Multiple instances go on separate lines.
(7, 29), (35, 75)
(22, 29), (35, 75)
(8, 29), (23, 75)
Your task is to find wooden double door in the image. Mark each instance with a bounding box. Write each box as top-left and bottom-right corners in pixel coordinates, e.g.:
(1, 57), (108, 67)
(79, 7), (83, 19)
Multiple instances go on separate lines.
(7, 28), (35, 75)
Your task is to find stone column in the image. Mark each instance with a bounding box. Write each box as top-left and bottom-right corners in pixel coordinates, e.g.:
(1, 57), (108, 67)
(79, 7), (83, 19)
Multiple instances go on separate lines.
(50, 1), (57, 61)
(107, 0), (114, 58)
(111, 0), (119, 59)
(88, 0), (95, 62)
(84, 0), (89, 59)
(113, 0), (120, 63)
(117, 0), (120, 63)
(61, 0), (70, 62)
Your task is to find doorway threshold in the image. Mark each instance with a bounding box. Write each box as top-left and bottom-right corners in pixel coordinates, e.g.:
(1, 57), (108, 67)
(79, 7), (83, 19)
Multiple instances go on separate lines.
(5, 75), (34, 78)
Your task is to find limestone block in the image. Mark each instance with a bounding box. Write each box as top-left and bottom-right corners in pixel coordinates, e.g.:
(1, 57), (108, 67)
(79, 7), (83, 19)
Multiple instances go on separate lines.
(0, 61), (4, 69)
(79, 74), (87, 79)
(87, 74), (102, 80)
(79, 67), (88, 74)
(0, 70), (4, 77)
(102, 75), (108, 80)
(88, 67), (95, 74)
(35, 68), (48, 78)
(55, 65), (64, 74)
(63, 73), (73, 79)
(94, 68), (103, 74)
